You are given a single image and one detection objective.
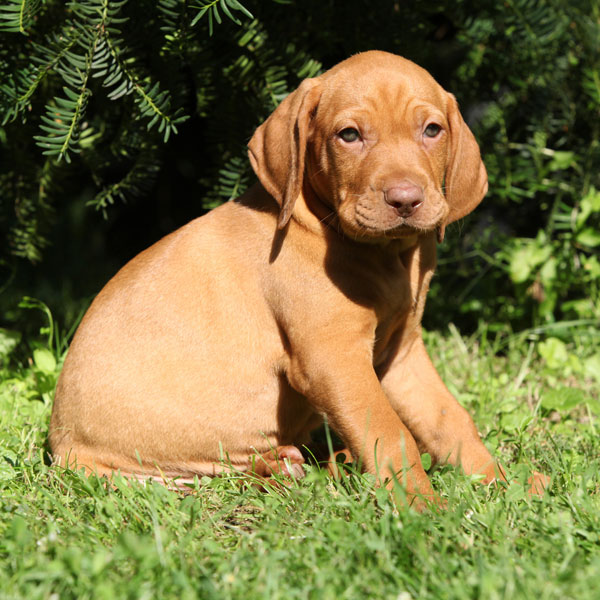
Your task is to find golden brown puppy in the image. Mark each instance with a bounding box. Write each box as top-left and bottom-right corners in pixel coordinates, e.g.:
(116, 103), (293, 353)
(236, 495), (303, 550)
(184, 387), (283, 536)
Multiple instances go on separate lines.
(50, 51), (546, 507)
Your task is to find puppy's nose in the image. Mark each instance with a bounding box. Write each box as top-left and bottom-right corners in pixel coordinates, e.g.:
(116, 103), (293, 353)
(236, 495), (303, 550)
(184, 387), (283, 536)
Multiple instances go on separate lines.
(384, 182), (424, 218)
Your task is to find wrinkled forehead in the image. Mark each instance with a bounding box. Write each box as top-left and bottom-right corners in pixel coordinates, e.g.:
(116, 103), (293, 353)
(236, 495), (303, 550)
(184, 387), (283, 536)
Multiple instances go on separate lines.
(316, 62), (448, 122)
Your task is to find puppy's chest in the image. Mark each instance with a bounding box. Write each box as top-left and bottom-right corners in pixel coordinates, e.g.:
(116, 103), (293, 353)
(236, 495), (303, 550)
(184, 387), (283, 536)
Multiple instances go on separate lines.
(371, 284), (420, 359)
(371, 245), (431, 314)
(369, 246), (435, 365)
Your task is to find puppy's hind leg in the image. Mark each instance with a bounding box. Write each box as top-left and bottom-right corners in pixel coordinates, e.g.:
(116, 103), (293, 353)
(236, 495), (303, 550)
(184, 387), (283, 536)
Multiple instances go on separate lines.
(250, 445), (306, 480)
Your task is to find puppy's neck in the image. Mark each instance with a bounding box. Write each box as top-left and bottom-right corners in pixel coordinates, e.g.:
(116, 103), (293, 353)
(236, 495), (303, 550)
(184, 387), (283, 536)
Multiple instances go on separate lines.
(293, 182), (339, 236)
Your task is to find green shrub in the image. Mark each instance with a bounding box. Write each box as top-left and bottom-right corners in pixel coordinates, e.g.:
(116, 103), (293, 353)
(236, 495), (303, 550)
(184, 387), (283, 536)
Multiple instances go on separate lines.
(1, 0), (598, 331)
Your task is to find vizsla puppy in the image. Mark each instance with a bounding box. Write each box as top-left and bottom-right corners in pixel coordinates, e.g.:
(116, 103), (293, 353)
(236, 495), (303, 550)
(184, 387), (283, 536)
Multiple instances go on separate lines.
(50, 51), (547, 508)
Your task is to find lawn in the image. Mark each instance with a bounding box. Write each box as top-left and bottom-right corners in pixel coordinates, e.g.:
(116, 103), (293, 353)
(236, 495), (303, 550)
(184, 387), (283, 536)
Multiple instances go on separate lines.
(0, 321), (599, 599)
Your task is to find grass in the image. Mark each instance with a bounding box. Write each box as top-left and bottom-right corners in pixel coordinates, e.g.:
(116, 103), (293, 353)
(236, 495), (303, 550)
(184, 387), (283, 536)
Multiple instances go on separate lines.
(0, 320), (599, 599)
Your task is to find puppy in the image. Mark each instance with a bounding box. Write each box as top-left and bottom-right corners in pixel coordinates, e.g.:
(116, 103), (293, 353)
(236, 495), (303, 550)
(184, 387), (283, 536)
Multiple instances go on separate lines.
(50, 51), (547, 507)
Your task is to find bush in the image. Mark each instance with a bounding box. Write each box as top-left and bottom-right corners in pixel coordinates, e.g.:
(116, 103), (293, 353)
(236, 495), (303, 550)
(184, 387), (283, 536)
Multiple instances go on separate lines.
(1, 0), (598, 332)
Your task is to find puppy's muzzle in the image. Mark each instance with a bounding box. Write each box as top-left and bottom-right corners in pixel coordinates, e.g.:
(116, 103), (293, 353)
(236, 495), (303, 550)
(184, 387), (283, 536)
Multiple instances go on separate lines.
(384, 181), (424, 218)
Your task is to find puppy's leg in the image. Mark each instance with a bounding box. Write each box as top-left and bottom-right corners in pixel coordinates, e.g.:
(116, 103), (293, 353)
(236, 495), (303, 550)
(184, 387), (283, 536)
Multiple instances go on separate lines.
(288, 353), (441, 510)
(381, 334), (548, 496)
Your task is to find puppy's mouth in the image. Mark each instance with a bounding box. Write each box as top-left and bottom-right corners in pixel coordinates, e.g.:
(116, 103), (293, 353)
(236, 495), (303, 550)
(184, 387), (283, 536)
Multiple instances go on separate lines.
(341, 193), (445, 241)
(350, 220), (432, 240)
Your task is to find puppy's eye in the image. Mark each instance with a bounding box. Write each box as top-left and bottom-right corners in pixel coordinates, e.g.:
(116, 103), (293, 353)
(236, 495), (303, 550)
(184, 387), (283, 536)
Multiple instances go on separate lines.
(338, 128), (361, 143)
(424, 123), (442, 138)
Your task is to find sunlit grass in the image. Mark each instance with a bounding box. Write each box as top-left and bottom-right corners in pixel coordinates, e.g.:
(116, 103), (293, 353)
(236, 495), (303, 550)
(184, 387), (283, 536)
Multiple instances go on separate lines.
(0, 325), (598, 599)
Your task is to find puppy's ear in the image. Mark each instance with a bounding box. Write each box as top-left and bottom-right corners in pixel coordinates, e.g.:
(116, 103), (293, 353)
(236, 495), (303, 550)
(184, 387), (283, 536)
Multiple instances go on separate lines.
(248, 78), (321, 229)
(444, 94), (488, 228)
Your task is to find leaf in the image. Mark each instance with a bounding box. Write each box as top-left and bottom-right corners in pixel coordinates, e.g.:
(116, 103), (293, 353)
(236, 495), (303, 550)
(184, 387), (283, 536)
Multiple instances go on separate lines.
(576, 187), (600, 228)
(541, 387), (586, 412)
(583, 255), (600, 278)
(547, 150), (576, 171)
(539, 256), (557, 285)
(420, 453), (432, 471)
(33, 347), (56, 374)
(538, 337), (569, 369)
(504, 481), (526, 503)
(508, 241), (552, 283)
(583, 354), (600, 383)
(500, 412), (532, 432)
(374, 487), (390, 505)
(5, 515), (33, 548)
(576, 227), (600, 248)
(560, 298), (596, 318)
(0, 329), (21, 359)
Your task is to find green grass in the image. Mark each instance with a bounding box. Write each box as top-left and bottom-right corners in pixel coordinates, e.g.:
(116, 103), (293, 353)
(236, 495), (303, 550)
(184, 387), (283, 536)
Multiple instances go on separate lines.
(0, 323), (599, 599)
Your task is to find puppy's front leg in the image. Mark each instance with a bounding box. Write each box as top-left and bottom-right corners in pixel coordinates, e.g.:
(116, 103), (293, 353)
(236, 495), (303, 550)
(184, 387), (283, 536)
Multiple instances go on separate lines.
(380, 332), (548, 495)
(286, 349), (437, 509)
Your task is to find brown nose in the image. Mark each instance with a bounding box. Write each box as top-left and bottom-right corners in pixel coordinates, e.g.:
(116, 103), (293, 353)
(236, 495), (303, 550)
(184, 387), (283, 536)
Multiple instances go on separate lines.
(384, 182), (424, 218)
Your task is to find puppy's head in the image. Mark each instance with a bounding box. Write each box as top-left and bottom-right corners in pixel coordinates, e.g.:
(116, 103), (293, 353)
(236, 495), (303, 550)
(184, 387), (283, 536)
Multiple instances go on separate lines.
(248, 51), (487, 241)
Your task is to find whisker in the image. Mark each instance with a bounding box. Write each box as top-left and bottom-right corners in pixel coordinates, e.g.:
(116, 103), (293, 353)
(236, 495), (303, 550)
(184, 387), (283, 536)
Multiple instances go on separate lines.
(318, 211), (336, 226)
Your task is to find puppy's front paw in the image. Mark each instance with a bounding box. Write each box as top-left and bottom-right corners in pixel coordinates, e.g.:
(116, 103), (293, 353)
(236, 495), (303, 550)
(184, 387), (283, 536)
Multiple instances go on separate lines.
(527, 471), (550, 496)
(393, 476), (446, 513)
(406, 491), (447, 513)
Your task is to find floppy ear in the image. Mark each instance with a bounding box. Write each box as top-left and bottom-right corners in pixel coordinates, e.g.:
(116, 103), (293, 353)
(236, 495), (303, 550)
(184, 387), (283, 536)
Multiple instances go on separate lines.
(248, 78), (321, 229)
(444, 94), (488, 228)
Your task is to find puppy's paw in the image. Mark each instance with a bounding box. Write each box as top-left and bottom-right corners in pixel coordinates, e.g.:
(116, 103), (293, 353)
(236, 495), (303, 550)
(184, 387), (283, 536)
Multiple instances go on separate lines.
(407, 492), (447, 513)
(393, 476), (446, 513)
(251, 445), (306, 480)
(527, 471), (550, 496)
(276, 446), (306, 480)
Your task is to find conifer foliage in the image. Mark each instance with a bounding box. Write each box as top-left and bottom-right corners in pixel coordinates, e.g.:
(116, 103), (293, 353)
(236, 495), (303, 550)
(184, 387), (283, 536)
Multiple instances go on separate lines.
(0, 0), (598, 328)
(0, 0), (322, 263)
(1, 0), (192, 260)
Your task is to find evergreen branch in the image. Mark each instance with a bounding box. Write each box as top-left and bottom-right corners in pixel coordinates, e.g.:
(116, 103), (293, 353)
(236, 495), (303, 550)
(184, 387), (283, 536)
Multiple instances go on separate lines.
(0, 25), (88, 126)
(205, 154), (251, 209)
(0, 31), (84, 125)
(0, 0), (40, 34)
(583, 67), (600, 107)
(157, 0), (182, 35)
(133, 82), (181, 142)
(33, 2), (111, 161)
(89, 149), (161, 215)
(35, 82), (92, 162)
(63, 87), (90, 159)
(190, 0), (252, 34)
(4, 157), (57, 263)
(96, 32), (188, 142)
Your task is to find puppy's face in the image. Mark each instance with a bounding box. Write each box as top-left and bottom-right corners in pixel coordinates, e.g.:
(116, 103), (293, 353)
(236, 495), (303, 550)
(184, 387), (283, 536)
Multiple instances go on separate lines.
(248, 52), (487, 240)
(306, 64), (451, 240)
